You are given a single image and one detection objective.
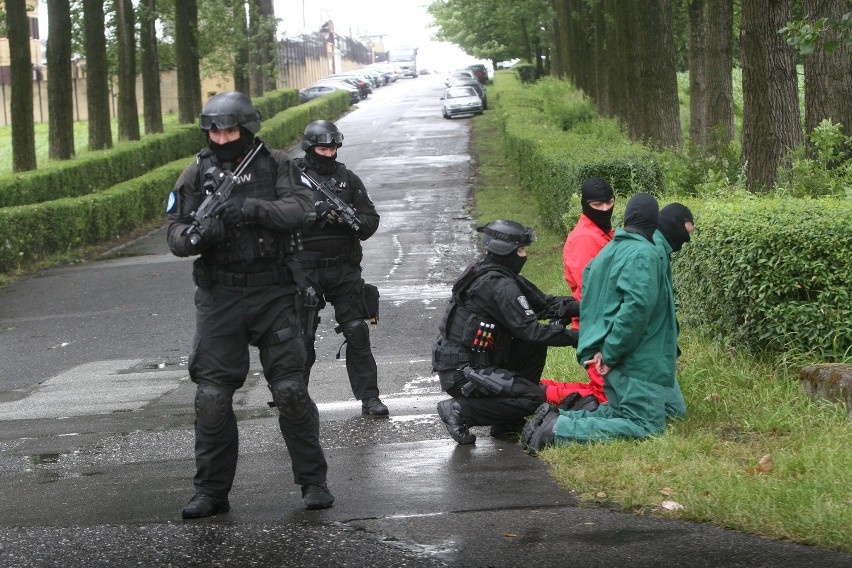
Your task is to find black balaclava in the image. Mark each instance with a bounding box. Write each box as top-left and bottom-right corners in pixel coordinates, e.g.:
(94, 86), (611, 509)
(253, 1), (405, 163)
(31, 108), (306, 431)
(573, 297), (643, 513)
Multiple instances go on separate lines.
(208, 129), (254, 165)
(622, 192), (659, 243)
(658, 203), (694, 252)
(580, 177), (615, 233)
(488, 250), (527, 275)
(304, 146), (338, 174)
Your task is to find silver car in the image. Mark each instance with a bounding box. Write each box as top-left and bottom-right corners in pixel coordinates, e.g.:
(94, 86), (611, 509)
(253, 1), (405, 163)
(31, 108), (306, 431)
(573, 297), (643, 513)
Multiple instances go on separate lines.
(441, 86), (484, 119)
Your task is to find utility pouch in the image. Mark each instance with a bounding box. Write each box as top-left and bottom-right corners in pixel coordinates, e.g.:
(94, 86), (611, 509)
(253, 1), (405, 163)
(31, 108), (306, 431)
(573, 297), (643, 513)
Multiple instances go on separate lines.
(363, 283), (379, 327)
(431, 338), (470, 372)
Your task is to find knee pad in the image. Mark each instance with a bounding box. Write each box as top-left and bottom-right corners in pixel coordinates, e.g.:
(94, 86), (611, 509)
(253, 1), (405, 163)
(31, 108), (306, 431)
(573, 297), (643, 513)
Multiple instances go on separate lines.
(341, 319), (370, 350)
(269, 380), (309, 421)
(195, 386), (232, 435)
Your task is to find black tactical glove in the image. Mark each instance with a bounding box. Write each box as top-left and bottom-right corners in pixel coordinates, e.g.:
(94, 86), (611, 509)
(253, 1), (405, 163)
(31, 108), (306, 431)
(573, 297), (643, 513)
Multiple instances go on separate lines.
(555, 297), (580, 321)
(198, 217), (226, 247)
(213, 200), (243, 227)
(316, 200), (340, 223)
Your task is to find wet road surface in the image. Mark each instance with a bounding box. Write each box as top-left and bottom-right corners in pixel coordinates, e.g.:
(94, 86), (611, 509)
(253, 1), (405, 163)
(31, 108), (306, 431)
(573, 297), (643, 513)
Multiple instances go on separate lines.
(1, 76), (850, 567)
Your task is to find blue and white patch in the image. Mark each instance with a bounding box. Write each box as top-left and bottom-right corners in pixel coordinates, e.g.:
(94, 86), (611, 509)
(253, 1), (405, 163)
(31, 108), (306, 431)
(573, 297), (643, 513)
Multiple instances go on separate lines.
(166, 191), (177, 213)
(517, 295), (535, 317)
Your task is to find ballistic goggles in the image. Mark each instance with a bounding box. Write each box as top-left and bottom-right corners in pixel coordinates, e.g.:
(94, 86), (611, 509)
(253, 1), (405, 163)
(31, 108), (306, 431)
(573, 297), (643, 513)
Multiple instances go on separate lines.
(305, 131), (344, 146)
(199, 112), (259, 131)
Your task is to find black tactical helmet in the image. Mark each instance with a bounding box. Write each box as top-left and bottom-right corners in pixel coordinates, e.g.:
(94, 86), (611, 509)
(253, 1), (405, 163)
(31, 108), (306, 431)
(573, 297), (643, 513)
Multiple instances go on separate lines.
(199, 91), (262, 134)
(301, 120), (344, 151)
(477, 219), (537, 255)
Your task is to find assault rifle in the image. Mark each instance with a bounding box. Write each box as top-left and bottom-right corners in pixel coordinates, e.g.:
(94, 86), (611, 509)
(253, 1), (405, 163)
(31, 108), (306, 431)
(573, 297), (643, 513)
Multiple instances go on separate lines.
(299, 168), (361, 233)
(185, 141), (265, 246)
(460, 366), (514, 397)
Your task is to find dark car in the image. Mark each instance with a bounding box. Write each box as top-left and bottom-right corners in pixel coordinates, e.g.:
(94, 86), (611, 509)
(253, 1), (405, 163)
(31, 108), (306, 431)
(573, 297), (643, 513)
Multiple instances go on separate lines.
(466, 63), (489, 84)
(448, 77), (487, 110)
(299, 82), (360, 105)
(441, 86), (484, 119)
(325, 74), (371, 99)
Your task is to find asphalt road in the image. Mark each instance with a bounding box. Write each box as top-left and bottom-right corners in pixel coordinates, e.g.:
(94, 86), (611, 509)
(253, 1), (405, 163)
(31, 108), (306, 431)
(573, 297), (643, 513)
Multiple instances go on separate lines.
(0, 75), (849, 568)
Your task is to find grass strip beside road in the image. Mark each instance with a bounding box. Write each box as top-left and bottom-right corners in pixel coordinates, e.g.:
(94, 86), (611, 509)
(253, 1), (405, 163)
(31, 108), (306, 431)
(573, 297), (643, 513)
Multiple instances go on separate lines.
(471, 109), (852, 553)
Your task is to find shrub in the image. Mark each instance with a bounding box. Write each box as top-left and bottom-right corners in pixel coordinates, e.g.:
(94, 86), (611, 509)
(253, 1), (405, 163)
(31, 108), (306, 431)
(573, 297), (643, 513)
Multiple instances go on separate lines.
(514, 63), (537, 84)
(674, 196), (852, 363)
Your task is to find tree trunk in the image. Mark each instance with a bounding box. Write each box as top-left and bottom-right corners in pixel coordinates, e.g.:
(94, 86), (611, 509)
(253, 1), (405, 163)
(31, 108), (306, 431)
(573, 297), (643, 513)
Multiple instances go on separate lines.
(802, 0), (852, 155)
(259, 0), (277, 92)
(115, 0), (140, 141)
(6, 0), (37, 171)
(47, 0), (74, 160)
(705, 0), (734, 152)
(741, 0), (803, 192)
(175, 0), (201, 123)
(140, 0), (163, 134)
(592, 2), (611, 117)
(688, 0), (707, 146)
(607, 0), (632, 129)
(630, 0), (682, 147)
(233, 0), (250, 95)
(248, 0), (263, 96)
(83, 0), (112, 150)
(551, 0), (568, 80)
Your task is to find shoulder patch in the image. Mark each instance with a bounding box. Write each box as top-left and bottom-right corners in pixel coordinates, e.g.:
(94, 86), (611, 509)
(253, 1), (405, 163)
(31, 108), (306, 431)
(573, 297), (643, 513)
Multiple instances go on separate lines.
(517, 295), (535, 316)
(166, 191), (177, 213)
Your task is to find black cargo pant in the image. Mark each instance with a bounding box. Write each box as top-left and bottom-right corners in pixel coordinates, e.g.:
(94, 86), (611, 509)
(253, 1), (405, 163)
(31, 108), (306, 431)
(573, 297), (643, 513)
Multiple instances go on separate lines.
(301, 261), (379, 401)
(188, 281), (327, 499)
(442, 341), (549, 427)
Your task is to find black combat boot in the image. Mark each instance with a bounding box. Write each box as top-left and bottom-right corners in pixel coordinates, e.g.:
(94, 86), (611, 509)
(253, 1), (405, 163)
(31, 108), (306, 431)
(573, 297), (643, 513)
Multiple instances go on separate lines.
(181, 493), (230, 519)
(522, 403), (559, 455)
(302, 483), (335, 510)
(361, 396), (389, 416)
(436, 399), (476, 445)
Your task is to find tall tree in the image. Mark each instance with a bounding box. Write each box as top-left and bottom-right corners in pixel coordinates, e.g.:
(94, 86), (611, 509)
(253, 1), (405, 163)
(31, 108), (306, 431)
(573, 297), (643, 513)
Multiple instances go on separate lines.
(258, 0), (277, 93)
(802, 0), (852, 149)
(688, 0), (707, 146)
(115, 0), (140, 141)
(83, 0), (113, 150)
(5, 0), (36, 171)
(630, 0), (682, 147)
(705, 0), (734, 152)
(47, 0), (75, 160)
(139, 0), (163, 134)
(175, 0), (201, 123)
(741, 0), (803, 192)
(233, 0), (250, 94)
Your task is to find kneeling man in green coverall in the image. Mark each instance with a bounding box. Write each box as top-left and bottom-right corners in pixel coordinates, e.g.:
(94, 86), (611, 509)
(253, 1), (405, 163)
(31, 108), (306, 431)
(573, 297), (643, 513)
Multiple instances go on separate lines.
(523, 192), (677, 452)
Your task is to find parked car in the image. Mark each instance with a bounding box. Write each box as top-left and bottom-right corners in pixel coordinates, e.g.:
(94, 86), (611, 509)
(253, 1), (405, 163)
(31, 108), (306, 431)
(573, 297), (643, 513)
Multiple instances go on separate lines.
(325, 74), (371, 98)
(440, 86), (484, 119)
(466, 63), (489, 84)
(299, 82), (360, 105)
(445, 68), (476, 86)
(448, 77), (487, 110)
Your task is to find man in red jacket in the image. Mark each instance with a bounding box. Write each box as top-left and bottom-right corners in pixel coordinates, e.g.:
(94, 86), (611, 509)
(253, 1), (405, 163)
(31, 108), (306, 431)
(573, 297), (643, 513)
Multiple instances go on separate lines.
(541, 177), (615, 405)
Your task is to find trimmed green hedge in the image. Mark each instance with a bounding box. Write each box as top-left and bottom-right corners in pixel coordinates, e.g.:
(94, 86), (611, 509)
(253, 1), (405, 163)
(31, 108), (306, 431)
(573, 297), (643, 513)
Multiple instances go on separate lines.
(491, 74), (662, 232)
(0, 90), (349, 274)
(673, 197), (852, 362)
(0, 89), (300, 208)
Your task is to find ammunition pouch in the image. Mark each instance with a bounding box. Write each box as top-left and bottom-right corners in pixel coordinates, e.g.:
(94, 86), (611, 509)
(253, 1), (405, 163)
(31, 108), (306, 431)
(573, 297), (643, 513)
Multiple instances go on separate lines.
(431, 337), (471, 372)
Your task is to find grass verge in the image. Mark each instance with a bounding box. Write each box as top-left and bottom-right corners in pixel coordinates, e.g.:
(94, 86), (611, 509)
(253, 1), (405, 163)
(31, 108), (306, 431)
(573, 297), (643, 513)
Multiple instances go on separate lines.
(471, 106), (852, 553)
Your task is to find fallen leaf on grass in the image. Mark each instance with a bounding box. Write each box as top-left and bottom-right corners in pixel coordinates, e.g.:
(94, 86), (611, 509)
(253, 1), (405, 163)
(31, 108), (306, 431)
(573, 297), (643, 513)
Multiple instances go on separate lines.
(595, 491), (607, 499)
(661, 500), (684, 511)
(660, 487), (677, 496)
(745, 454), (774, 475)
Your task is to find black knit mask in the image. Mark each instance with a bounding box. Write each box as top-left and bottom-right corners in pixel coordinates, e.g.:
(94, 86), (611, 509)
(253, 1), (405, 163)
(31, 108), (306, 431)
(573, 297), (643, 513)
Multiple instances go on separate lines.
(580, 177), (615, 233)
(489, 251), (527, 275)
(208, 130), (254, 165)
(623, 192), (659, 243)
(305, 147), (338, 174)
(658, 203), (694, 252)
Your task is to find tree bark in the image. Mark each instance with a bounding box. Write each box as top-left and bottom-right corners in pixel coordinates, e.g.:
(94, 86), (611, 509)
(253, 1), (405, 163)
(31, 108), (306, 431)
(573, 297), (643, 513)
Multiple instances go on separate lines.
(83, 0), (113, 150)
(233, 0), (250, 95)
(607, 0), (632, 129)
(140, 0), (163, 134)
(741, 0), (803, 192)
(705, 0), (734, 152)
(259, 0), (277, 92)
(630, 0), (682, 147)
(6, 0), (37, 171)
(248, 0), (263, 96)
(688, 0), (707, 146)
(175, 0), (201, 123)
(115, 0), (140, 141)
(47, 0), (74, 160)
(592, 1), (610, 117)
(802, 0), (852, 155)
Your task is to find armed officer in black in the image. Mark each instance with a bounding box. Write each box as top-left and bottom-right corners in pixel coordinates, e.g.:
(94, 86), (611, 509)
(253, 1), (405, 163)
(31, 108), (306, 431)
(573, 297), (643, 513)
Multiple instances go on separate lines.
(433, 220), (579, 444)
(166, 91), (334, 518)
(295, 120), (388, 417)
